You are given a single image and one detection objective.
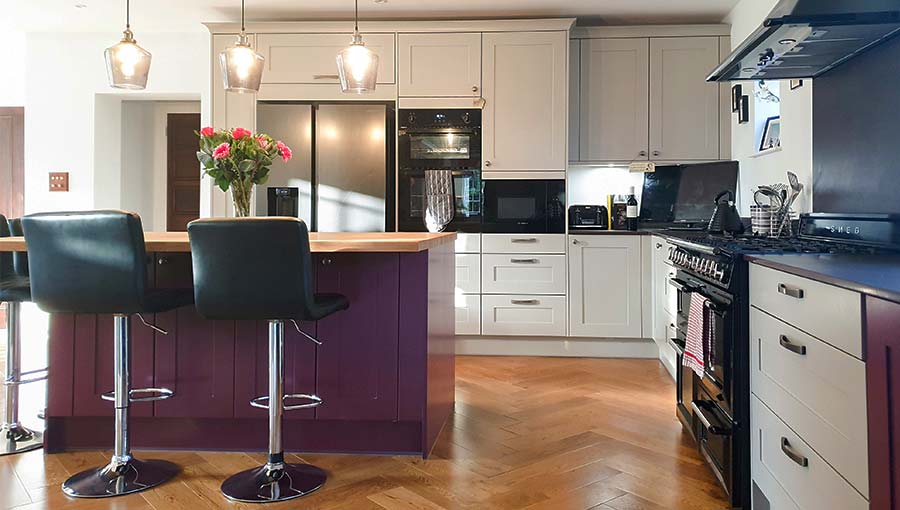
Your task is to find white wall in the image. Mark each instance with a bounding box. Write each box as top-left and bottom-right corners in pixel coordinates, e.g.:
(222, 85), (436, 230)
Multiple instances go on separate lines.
(24, 31), (210, 214)
(725, 0), (814, 215)
(0, 31), (26, 106)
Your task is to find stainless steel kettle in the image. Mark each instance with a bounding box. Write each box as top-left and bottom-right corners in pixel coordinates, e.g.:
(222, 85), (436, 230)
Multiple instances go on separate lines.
(708, 190), (745, 235)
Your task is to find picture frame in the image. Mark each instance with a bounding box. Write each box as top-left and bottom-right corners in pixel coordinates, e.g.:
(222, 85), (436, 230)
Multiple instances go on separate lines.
(738, 95), (750, 124)
(759, 116), (782, 151)
(731, 84), (743, 112)
(790, 79), (804, 90)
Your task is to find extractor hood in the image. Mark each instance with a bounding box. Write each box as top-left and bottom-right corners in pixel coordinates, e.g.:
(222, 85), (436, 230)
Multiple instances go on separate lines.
(708, 0), (900, 82)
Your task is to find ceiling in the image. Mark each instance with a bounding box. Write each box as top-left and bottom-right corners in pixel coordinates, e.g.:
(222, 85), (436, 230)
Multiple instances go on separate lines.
(5, 0), (739, 33)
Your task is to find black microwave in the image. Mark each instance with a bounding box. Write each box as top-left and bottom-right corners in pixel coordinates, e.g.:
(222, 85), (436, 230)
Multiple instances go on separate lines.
(482, 180), (566, 234)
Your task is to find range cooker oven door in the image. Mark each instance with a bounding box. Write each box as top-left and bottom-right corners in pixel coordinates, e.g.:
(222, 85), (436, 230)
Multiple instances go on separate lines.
(669, 334), (696, 440)
(670, 272), (734, 416)
(692, 384), (734, 499)
(482, 180), (566, 234)
(397, 168), (482, 233)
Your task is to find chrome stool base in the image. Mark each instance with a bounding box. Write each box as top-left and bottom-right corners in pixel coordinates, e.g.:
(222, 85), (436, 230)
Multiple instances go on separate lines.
(221, 463), (326, 503)
(62, 458), (180, 499)
(0, 425), (43, 456)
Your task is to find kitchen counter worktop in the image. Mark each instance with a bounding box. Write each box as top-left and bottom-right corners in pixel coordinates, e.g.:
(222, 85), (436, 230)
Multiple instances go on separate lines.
(0, 231), (457, 253)
(747, 253), (900, 304)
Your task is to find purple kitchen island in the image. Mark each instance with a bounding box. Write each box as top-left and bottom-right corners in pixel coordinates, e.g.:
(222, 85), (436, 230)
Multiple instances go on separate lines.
(32, 232), (456, 458)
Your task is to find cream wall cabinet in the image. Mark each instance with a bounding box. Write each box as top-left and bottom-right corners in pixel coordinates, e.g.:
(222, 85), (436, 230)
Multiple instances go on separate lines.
(398, 33), (482, 97)
(256, 33), (396, 85)
(482, 31), (568, 174)
(648, 36), (721, 161)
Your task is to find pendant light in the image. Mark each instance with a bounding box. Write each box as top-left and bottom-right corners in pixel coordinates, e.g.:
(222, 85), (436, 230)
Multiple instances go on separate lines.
(336, 0), (379, 93)
(219, 0), (265, 93)
(104, 0), (152, 89)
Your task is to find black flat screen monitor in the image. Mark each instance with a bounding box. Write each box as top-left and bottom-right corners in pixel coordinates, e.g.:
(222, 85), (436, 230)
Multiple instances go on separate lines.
(639, 161), (739, 226)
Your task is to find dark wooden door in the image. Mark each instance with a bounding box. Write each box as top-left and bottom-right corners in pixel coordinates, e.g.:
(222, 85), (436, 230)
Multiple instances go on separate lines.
(0, 107), (24, 219)
(166, 113), (201, 232)
(315, 253), (400, 421)
(867, 296), (900, 510)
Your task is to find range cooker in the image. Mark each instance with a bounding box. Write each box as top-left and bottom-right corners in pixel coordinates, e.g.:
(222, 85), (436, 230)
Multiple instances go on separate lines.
(664, 213), (900, 510)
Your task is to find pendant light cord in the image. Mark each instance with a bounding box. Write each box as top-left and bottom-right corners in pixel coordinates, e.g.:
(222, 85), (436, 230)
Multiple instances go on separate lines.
(241, 0), (246, 33)
(354, 0), (359, 32)
(126, 0), (130, 30)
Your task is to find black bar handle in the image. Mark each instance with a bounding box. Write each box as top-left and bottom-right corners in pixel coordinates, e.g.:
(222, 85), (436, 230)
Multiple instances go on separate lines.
(781, 437), (809, 467)
(779, 335), (807, 355)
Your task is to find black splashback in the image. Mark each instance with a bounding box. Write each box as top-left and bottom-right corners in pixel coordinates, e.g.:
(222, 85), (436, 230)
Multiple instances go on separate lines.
(813, 34), (900, 214)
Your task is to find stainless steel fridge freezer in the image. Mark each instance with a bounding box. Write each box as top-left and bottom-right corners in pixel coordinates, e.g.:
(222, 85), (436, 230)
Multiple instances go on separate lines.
(256, 102), (394, 232)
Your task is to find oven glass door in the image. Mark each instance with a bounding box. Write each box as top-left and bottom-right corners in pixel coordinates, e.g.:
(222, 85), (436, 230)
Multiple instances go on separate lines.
(482, 180), (565, 233)
(398, 168), (482, 232)
(693, 386), (733, 497)
(672, 274), (733, 413)
(409, 133), (472, 160)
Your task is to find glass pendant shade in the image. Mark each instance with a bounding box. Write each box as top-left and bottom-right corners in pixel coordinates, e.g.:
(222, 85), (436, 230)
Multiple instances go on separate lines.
(220, 34), (265, 93)
(337, 32), (379, 93)
(104, 30), (151, 90)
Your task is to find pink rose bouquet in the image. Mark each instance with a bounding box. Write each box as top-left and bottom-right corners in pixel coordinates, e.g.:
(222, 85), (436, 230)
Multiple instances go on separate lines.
(196, 126), (293, 217)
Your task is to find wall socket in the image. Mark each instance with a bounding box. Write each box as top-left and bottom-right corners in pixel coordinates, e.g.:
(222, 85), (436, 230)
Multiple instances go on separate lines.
(49, 172), (69, 192)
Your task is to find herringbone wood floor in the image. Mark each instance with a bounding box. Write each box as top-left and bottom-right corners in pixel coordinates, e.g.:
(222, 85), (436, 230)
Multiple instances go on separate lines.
(0, 356), (729, 510)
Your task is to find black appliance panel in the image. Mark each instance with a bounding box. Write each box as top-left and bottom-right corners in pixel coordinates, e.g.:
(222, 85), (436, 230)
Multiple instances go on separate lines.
(482, 180), (565, 234)
(399, 109), (481, 170)
(693, 384), (734, 498)
(640, 162), (739, 226)
(267, 187), (299, 217)
(397, 168), (483, 233)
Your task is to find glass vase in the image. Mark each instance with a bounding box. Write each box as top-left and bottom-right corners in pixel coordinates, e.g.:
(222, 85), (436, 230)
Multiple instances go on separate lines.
(231, 180), (253, 217)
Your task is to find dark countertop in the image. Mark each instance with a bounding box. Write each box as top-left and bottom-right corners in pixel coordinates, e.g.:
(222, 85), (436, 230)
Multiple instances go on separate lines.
(747, 253), (900, 304)
(567, 229), (651, 236)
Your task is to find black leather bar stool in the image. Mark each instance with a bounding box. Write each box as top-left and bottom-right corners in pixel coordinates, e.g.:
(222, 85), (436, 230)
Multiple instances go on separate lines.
(22, 210), (193, 498)
(188, 217), (348, 504)
(1, 215), (45, 456)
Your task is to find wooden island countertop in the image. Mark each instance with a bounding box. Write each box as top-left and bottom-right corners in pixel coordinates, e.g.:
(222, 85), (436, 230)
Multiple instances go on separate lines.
(0, 231), (456, 253)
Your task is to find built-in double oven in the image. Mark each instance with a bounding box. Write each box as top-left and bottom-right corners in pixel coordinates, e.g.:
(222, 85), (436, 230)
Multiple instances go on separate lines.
(670, 269), (737, 500)
(397, 109), (483, 232)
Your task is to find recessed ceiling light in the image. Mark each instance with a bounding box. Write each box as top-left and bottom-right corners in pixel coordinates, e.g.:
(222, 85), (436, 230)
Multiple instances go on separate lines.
(374, 0), (388, 4)
(74, 3), (88, 8)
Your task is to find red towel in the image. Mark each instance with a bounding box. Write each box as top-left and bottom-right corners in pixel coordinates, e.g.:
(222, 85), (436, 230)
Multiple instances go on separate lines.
(683, 295), (708, 378)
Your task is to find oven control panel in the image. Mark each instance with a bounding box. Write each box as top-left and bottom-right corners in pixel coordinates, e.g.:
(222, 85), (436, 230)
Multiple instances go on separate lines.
(668, 247), (732, 286)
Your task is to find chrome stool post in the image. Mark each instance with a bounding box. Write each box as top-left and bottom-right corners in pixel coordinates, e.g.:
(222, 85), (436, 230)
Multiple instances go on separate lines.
(220, 319), (326, 503)
(1, 302), (44, 455)
(61, 315), (179, 498)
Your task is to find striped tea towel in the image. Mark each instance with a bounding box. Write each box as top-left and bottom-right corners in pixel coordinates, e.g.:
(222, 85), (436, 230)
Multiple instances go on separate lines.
(683, 294), (708, 378)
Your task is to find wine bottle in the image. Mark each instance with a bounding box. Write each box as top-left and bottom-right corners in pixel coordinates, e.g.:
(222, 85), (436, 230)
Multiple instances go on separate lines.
(626, 186), (639, 231)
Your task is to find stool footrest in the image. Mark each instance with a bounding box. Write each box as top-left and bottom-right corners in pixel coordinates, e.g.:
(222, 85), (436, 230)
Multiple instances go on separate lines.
(250, 393), (322, 411)
(101, 387), (175, 403)
(3, 368), (49, 386)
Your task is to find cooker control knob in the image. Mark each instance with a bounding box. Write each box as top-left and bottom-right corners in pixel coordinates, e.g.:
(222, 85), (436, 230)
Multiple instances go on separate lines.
(408, 113), (417, 125)
(462, 112), (471, 124)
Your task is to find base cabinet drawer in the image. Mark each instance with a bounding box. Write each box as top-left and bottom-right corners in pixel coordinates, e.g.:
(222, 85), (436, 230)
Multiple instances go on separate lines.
(455, 294), (481, 336)
(482, 254), (566, 295)
(751, 396), (868, 510)
(749, 264), (862, 358)
(750, 307), (868, 496)
(481, 295), (566, 336)
(482, 234), (566, 254)
(455, 233), (481, 254)
(455, 254), (481, 294)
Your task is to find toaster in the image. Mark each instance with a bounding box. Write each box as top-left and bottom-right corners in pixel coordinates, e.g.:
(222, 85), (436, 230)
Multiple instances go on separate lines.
(569, 205), (609, 230)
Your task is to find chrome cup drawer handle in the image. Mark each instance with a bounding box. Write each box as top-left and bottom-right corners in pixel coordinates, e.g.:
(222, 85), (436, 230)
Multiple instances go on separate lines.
(510, 237), (538, 243)
(781, 437), (809, 467)
(510, 299), (539, 305)
(778, 283), (805, 299)
(779, 335), (807, 355)
(510, 258), (539, 264)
